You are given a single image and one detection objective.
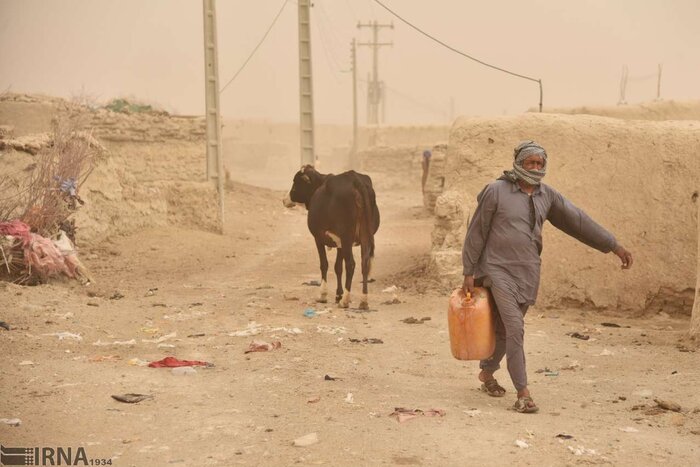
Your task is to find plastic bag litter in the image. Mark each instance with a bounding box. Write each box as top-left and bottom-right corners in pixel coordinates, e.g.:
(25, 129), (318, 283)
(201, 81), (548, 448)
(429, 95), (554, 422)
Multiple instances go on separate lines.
(44, 331), (82, 341)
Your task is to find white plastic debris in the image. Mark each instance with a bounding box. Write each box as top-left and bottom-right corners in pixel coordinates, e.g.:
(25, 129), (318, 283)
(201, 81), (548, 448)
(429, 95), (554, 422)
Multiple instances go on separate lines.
(142, 332), (177, 344)
(598, 349), (614, 356)
(568, 446), (597, 456)
(514, 439), (529, 449)
(44, 331), (82, 341)
(344, 393), (354, 404)
(382, 285), (398, 293)
(171, 366), (197, 376)
(128, 358), (149, 367)
(463, 409), (482, 417)
(19, 360), (35, 366)
(0, 418), (21, 427)
(228, 322), (263, 337)
(619, 426), (639, 433)
(92, 339), (136, 346)
(293, 432), (319, 447)
(632, 388), (653, 398)
(316, 325), (347, 335)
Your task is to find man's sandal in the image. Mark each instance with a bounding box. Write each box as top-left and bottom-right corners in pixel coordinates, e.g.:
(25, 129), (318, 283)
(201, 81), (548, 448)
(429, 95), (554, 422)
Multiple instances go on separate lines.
(513, 396), (539, 413)
(480, 379), (506, 397)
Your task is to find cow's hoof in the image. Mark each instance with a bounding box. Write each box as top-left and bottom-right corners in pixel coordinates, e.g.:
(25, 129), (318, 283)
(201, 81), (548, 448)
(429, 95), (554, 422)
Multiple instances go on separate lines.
(358, 301), (369, 310)
(335, 295), (342, 304)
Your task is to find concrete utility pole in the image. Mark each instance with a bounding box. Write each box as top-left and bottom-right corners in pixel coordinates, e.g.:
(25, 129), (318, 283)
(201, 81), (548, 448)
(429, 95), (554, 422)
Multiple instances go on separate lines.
(202, 0), (225, 231)
(357, 20), (393, 125)
(298, 0), (315, 167)
(350, 38), (358, 168)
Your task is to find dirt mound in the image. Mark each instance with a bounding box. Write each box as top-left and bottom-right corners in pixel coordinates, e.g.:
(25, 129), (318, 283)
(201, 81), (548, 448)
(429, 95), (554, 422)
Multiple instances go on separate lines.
(0, 94), (219, 246)
(432, 113), (700, 314)
(532, 99), (700, 121)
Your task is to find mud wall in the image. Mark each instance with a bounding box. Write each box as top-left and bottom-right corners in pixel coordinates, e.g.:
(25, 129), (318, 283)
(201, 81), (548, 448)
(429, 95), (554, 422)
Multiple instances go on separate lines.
(432, 113), (700, 314)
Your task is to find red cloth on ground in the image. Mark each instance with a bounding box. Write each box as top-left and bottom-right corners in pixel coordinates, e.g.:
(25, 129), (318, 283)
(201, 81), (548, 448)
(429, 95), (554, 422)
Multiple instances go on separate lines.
(148, 356), (211, 368)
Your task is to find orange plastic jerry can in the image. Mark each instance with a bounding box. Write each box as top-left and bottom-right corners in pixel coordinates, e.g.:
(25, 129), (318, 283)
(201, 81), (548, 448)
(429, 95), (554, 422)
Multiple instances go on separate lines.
(447, 287), (496, 360)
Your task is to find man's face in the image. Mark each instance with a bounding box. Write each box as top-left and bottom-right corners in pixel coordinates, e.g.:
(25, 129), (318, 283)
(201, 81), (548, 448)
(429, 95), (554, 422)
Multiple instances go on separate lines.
(522, 155), (545, 171)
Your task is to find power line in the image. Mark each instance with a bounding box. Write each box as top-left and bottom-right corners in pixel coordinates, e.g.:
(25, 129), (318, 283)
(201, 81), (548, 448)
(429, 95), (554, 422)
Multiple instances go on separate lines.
(220, 0), (290, 94)
(371, 0), (543, 110)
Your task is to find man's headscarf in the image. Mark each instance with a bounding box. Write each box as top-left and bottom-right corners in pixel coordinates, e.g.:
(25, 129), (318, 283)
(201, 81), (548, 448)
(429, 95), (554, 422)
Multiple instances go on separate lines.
(501, 140), (547, 186)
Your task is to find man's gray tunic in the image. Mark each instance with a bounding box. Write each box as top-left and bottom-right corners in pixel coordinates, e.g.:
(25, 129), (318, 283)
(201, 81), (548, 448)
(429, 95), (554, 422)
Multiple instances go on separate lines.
(462, 179), (617, 305)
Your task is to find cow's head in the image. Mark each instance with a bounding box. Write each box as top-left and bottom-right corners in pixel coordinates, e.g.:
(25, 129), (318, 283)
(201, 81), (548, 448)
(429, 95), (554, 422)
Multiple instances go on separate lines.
(283, 165), (323, 209)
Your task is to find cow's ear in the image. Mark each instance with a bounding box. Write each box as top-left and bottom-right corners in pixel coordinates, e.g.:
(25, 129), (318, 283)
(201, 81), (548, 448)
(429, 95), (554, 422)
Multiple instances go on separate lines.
(302, 174), (311, 183)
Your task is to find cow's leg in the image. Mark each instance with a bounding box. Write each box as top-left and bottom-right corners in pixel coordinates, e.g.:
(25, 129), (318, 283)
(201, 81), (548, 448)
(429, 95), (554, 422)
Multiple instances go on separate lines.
(315, 237), (329, 303)
(334, 248), (344, 303)
(358, 242), (370, 310)
(339, 236), (355, 308)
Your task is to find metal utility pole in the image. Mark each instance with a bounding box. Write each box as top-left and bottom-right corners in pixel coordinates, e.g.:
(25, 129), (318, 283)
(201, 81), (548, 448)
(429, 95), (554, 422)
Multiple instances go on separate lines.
(350, 39), (358, 168)
(298, 0), (315, 167)
(202, 0), (225, 231)
(656, 63), (663, 100)
(357, 20), (393, 125)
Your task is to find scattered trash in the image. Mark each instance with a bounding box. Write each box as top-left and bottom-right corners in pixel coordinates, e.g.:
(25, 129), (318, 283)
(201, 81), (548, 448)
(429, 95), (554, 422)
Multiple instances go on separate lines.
(382, 296), (401, 305)
(619, 426), (639, 433)
(0, 321), (11, 331)
(389, 408), (445, 423)
(148, 357), (213, 368)
(140, 327), (160, 335)
(598, 349), (614, 356)
(303, 308), (317, 318)
(600, 322), (630, 328)
(654, 398), (681, 412)
(324, 374), (339, 381)
(463, 409), (482, 417)
(567, 332), (590, 340)
(344, 393), (354, 404)
(87, 301), (99, 307)
(544, 371), (559, 377)
(568, 446), (597, 456)
(157, 343), (175, 349)
(535, 367), (553, 374)
(401, 317), (431, 324)
(301, 280), (321, 287)
(229, 322), (263, 337)
(189, 302), (203, 307)
(514, 439), (529, 449)
(307, 396), (320, 404)
(109, 291), (124, 300)
(244, 340), (282, 354)
(292, 432), (319, 447)
(560, 361), (581, 371)
(142, 332), (177, 344)
(268, 327), (303, 335)
(18, 360), (35, 366)
(187, 333), (206, 338)
(128, 358), (149, 367)
(44, 331), (82, 341)
(93, 338), (136, 346)
(382, 285), (398, 293)
(171, 366), (197, 376)
(111, 393), (153, 404)
(88, 355), (121, 363)
(0, 418), (21, 427)
(349, 338), (383, 344)
(145, 288), (158, 297)
(316, 325), (347, 335)
(555, 434), (574, 440)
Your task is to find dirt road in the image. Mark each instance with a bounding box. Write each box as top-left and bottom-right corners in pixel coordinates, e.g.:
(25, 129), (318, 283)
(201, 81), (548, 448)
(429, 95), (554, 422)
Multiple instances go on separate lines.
(1, 175), (698, 467)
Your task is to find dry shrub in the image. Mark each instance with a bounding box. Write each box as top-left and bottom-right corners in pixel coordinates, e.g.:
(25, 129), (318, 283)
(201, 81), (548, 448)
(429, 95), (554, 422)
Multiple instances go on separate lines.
(17, 112), (103, 238)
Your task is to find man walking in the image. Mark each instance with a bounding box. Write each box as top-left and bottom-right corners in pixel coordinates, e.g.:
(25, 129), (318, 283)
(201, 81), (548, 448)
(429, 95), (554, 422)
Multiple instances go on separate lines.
(461, 140), (633, 413)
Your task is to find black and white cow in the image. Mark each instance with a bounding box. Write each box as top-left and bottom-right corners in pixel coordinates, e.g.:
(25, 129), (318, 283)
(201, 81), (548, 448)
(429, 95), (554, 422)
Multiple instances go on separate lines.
(283, 165), (380, 309)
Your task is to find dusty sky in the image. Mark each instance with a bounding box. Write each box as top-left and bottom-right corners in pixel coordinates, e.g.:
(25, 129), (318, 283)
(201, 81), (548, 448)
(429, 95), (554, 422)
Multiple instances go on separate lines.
(1, 0), (698, 124)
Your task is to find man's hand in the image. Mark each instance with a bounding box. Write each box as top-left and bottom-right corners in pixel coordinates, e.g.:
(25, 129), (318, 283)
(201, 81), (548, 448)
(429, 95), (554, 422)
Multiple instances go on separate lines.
(613, 245), (633, 270)
(462, 275), (475, 296)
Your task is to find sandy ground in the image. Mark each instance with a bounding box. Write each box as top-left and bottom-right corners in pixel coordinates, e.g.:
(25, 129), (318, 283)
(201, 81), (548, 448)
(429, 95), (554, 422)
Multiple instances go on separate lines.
(1, 174), (699, 467)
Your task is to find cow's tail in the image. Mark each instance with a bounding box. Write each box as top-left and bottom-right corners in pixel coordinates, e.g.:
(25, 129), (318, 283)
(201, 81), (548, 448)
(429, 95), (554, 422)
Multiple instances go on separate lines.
(354, 176), (376, 276)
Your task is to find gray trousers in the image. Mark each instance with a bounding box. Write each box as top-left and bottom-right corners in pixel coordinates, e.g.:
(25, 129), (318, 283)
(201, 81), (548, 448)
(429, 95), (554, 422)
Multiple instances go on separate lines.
(479, 286), (530, 391)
